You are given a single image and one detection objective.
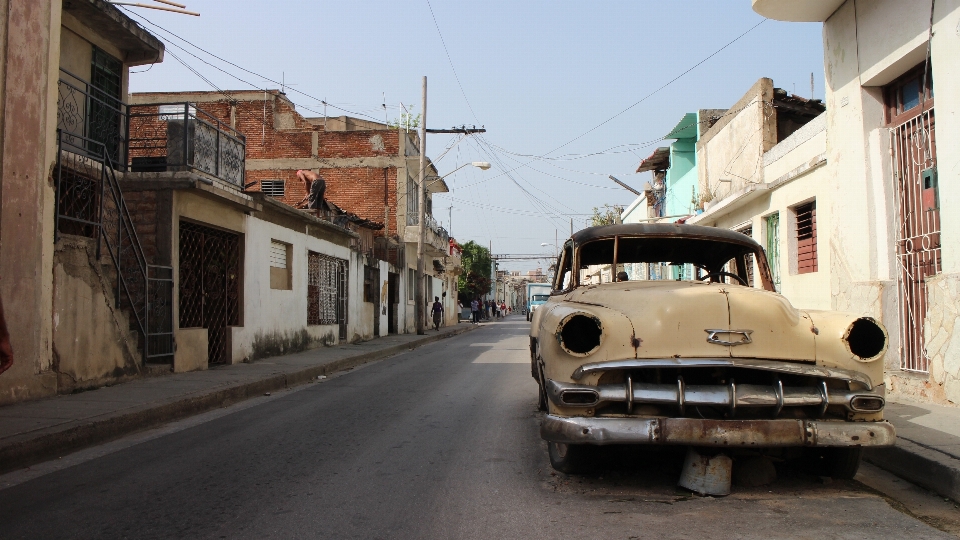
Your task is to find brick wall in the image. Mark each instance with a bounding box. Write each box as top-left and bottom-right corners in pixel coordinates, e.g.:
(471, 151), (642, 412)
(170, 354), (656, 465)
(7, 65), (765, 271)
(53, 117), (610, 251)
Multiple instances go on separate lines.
(123, 189), (159, 263)
(130, 92), (407, 237)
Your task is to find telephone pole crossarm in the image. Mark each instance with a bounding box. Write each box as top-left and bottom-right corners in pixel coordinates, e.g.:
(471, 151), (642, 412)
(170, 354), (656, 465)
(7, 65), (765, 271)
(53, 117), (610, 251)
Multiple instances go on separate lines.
(425, 128), (486, 134)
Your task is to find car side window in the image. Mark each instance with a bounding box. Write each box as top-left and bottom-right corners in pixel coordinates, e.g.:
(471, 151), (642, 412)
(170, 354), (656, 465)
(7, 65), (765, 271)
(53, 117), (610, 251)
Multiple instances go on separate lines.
(555, 245), (573, 291)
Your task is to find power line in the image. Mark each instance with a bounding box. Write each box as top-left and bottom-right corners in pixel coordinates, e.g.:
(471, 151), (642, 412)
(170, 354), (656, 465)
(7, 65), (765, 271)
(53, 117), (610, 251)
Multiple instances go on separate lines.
(425, 0), (479, 124)
(120, 7), (386, 123)
(457, 18), (768, 188)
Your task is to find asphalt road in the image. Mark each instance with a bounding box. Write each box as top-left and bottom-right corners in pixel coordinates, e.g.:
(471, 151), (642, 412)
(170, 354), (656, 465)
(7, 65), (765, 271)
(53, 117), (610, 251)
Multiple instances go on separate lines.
(0, 318), (952, 539)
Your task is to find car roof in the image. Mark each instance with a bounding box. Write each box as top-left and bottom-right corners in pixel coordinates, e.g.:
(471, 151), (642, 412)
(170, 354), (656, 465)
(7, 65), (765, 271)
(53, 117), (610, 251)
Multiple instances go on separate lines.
(570, 223), (760, 249)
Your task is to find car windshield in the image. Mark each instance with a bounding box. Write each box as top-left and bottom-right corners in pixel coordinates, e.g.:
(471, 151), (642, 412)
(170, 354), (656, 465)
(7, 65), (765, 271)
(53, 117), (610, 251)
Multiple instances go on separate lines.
(531, 294), (550, 302)
(578, 235), (761, 285)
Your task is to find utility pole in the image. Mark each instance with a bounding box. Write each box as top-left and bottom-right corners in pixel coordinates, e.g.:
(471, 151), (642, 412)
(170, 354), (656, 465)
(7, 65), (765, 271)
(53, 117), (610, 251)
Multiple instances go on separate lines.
(416, 76), (427, 335)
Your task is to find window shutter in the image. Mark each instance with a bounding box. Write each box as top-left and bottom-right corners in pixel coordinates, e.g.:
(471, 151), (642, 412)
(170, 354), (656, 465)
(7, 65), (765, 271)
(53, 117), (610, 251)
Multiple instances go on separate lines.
(270, 241), (288, 269)
(796, 202), (817, 274)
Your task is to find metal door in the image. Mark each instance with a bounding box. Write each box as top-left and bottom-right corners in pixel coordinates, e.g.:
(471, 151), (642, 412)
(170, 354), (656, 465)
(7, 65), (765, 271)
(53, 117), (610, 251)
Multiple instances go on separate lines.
(179, 221), (240, 364)
(892, 107), (939, 372)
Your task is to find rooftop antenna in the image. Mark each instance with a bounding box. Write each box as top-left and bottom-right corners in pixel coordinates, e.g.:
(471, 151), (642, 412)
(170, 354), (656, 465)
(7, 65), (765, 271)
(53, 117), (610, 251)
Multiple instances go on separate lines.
(811, 72), (815, 99)
(383, 92), (387, 125)
(108, 0), (199, 16)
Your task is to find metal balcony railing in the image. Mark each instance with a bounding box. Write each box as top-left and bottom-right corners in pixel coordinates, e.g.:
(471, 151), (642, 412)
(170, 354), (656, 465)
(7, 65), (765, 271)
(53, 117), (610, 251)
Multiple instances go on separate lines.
(54, 129), (174, 364)
(128, 102), (246, 187)
(56, 69), (246, 187)
(406, 212), (449, 247)
(58, 68), (127, 165)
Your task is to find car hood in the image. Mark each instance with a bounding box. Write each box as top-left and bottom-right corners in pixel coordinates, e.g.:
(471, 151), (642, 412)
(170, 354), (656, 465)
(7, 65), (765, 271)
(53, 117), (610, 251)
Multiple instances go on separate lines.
(561, 281), (816, 361)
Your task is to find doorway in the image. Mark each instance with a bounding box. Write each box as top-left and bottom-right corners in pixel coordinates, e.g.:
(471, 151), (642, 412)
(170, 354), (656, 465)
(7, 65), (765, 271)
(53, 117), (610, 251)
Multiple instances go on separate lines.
(178, 221), (240, 364)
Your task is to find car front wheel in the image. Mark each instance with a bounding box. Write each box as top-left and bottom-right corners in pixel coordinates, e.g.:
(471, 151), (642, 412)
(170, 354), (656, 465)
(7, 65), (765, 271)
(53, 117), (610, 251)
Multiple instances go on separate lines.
(826, 447), (863, 479)
(548, 441), (594, 474)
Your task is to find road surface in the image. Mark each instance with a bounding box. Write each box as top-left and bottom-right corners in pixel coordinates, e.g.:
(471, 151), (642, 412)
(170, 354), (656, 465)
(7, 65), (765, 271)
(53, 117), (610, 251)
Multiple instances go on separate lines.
(0, 318), (952, 539)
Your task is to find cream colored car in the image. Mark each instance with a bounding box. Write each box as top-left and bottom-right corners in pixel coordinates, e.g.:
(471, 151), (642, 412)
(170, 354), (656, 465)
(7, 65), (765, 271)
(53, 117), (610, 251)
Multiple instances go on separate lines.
(531, 224), (895, 477)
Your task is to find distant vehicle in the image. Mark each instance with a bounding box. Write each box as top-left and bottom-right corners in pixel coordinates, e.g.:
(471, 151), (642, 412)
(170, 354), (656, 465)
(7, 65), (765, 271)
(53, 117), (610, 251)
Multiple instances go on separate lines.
(526, 283), (552, 322)
(530, 223), (895, 478)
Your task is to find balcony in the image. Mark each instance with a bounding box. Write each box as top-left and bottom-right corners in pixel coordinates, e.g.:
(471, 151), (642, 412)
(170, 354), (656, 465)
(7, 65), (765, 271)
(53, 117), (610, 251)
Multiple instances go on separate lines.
(127, 103), (245, 187)
(404, 212), (450, 256)
(56, 69), (246, 187)
(751, 0), (844, 22)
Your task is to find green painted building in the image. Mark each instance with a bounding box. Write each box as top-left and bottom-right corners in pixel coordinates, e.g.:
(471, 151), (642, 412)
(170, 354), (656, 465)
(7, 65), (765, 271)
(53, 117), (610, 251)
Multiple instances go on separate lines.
(662, 110), (725, 217)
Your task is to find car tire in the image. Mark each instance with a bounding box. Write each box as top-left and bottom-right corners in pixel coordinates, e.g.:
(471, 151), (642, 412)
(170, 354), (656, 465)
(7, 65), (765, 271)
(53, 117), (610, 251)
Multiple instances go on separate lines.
(825, 447), (863, 480)
(548, 441), (594, 474)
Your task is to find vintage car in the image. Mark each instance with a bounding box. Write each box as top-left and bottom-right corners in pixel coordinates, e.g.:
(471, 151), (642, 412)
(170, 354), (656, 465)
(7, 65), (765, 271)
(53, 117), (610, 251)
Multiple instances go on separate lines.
(530, 223), (895, 477)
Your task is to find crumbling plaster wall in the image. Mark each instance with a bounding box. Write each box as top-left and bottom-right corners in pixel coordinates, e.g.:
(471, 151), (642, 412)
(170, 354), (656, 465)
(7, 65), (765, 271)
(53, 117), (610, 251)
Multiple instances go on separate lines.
(52, 236), (141, 391)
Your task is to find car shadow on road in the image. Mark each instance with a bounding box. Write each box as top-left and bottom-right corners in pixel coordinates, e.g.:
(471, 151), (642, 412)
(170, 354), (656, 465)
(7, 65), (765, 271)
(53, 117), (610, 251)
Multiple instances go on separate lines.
(540, 442), (870, 501)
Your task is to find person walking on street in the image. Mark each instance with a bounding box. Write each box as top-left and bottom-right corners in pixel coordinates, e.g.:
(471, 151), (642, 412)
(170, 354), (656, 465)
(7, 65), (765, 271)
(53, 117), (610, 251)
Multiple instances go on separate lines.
(431, 296), (443, 331)
(470, 298), (480, 324)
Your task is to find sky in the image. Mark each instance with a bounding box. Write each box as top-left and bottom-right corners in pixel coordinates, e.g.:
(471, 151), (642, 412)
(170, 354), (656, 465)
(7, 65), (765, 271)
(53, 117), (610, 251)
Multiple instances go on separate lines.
(126, 0), (825, 273)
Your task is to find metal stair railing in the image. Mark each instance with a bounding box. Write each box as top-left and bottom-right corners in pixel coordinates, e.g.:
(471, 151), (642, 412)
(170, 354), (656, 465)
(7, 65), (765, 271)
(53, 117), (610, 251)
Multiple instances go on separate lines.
(55, 129), (173, 364)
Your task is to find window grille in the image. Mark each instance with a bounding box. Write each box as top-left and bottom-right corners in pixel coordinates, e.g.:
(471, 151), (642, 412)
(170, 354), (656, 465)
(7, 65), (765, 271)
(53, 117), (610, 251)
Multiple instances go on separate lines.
(795, 202), (818, 274)
(308, 251), (347, 326)
(260, 180), (285, 197)
(765, 213), (781, 292)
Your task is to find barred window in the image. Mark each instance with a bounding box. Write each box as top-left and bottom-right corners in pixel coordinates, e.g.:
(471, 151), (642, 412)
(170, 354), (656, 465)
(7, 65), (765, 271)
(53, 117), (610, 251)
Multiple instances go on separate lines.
(308, 252), (346, 325)
(260, 180), (285, 197)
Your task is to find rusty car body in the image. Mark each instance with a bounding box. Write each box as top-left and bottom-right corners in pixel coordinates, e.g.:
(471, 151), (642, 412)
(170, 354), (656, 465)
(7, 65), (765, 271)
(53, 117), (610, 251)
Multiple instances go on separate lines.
(530, 224), (895, 477)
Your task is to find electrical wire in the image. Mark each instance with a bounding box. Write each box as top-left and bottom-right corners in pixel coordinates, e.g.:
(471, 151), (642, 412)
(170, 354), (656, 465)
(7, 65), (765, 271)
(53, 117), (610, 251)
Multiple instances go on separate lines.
(458, 19), (767, 188)
(120, 7), (387, 123)
(425, 0), (479, 123)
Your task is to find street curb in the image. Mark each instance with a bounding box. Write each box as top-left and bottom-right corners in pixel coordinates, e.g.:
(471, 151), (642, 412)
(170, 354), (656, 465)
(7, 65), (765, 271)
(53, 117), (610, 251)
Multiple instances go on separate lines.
(0, 324), (478, 475)
(864, 438), (960, 502)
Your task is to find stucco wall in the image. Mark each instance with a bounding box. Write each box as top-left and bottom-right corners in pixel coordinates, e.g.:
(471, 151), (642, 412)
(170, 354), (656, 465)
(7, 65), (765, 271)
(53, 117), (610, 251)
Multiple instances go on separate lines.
(52, 236), (142, 391)
(821, 0), (960, 403)
(231, 212), (351, 362)
(697, 79), (776, 201)
(0, 0), (60, 405)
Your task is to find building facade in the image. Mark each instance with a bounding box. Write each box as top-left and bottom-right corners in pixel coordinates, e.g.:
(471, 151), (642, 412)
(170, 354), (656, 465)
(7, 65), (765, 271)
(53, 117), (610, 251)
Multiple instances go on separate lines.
(754, 0), (960, 404)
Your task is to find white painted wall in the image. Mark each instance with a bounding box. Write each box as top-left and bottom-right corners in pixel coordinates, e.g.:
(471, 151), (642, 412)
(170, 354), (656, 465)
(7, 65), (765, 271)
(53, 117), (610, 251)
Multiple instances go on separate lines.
(231, 215), (357, 362)
(819, 0), (960, 402)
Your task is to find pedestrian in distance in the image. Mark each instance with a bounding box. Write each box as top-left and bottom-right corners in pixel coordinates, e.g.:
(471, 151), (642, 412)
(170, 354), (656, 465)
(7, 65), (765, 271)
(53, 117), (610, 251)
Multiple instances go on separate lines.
(431, 296), (443, 331)
(470, 298), (480, 324)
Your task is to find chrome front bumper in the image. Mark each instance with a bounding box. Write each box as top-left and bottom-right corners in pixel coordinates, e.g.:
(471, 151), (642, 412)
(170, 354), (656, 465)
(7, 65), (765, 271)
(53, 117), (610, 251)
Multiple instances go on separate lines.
(541, 415), (896, 448)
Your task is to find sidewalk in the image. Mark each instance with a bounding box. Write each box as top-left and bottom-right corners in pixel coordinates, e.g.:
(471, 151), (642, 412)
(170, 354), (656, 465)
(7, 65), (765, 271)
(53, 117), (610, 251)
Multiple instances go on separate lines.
(865, 397), (960, 502)
(0, 323), (477, 474)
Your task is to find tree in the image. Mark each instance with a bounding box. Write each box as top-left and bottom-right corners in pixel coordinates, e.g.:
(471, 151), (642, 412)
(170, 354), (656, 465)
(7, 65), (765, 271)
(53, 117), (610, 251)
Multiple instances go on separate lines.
(458, 241), (492, 301)
(589, 204), (624, 227)
(389, 106), (421, 130)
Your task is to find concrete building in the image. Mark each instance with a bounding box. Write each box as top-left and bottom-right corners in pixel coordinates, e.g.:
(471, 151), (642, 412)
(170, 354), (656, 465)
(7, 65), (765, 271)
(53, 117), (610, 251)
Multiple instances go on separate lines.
(0, 0), (164, 404)
(688, 78), (828, 310)
(753, 0), (960, 404)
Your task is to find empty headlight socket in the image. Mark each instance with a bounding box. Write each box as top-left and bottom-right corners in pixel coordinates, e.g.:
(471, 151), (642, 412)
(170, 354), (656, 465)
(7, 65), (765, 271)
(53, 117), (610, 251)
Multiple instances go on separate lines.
(557, 313), (603, 356)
